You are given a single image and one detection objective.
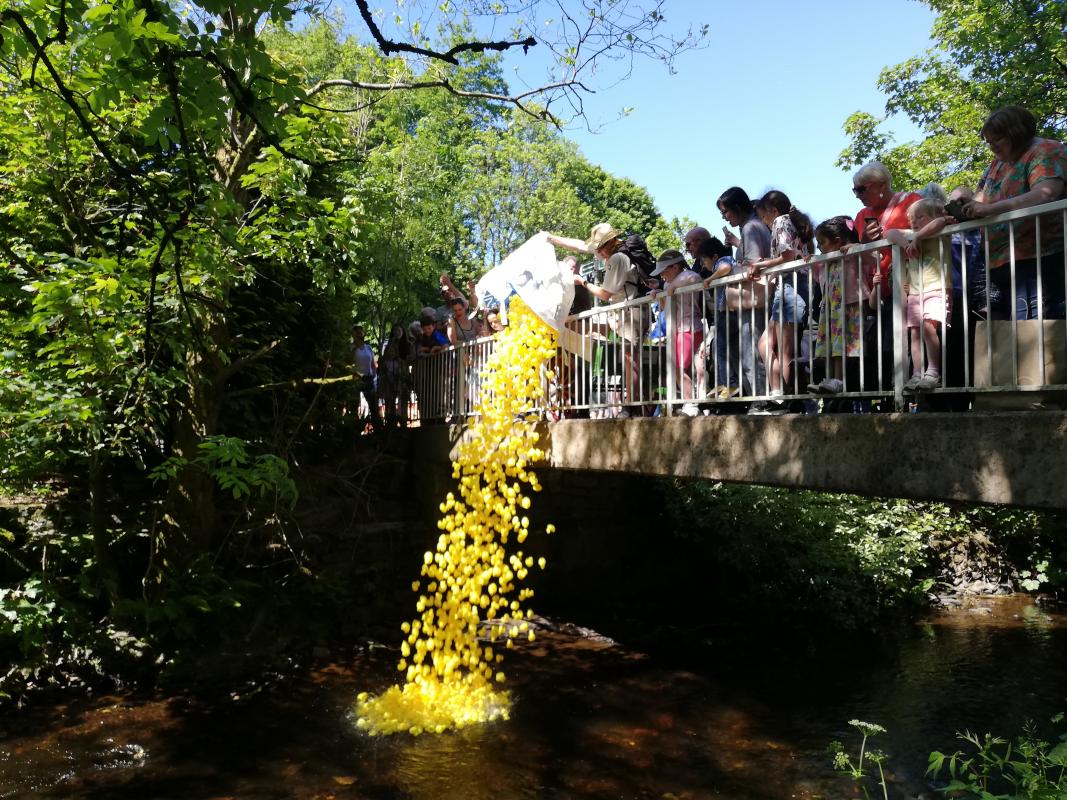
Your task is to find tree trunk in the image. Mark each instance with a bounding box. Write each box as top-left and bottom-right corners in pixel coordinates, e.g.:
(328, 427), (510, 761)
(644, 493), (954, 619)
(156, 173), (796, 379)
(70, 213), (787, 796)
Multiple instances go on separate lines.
(159, 312), (228, 570)
(88, 449), (121, 606)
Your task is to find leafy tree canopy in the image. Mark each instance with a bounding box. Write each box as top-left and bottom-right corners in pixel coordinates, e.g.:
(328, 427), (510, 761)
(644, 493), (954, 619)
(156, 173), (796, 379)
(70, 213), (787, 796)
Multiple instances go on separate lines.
(837, 0), (1067, 191)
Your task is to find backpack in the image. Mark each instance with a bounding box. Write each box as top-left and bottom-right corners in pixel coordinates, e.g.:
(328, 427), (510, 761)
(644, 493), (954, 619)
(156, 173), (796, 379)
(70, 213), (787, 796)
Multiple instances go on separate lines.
(617, 233), (658, 297)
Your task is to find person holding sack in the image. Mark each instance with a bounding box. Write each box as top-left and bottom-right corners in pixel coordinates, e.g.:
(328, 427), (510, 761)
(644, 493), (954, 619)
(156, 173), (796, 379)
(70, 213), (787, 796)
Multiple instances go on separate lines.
(548, 223), (649, 416)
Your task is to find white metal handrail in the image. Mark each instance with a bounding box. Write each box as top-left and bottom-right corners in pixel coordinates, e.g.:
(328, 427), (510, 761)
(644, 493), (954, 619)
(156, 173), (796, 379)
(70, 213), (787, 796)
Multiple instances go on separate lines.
(411, 198), (1067, 421)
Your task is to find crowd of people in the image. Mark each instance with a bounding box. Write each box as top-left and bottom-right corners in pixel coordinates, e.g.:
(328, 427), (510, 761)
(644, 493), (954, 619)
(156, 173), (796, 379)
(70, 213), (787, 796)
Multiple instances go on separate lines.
(351, 105), (1066, 425)
(548, 105), (1067, 416)
(350, 271), (510, 428)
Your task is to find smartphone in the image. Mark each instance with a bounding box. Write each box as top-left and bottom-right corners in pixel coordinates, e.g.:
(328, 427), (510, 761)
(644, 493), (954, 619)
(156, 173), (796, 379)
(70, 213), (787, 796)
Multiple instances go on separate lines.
(945, 198), (966, 222)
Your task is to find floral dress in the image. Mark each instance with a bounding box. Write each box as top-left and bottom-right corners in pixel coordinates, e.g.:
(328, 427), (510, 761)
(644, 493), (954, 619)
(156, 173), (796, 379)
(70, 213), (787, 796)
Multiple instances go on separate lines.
(814, 254), (866, 358)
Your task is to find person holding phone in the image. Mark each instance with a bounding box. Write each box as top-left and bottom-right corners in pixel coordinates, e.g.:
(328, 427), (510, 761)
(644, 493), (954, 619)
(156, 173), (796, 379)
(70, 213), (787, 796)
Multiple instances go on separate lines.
(963, 106), (1066, 320)
(852, 161), (922, 389)
(853, 161), (922, 296)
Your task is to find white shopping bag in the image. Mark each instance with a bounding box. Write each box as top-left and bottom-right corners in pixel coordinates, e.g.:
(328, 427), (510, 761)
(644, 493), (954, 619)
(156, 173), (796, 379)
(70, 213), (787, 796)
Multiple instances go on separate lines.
(476, 232), (574, 333)
(476, 233), (592, 361)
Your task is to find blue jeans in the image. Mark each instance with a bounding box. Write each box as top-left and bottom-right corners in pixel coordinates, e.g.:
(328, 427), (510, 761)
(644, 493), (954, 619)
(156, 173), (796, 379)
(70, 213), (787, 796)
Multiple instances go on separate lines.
(770, 281), (807, 324)
(989, 251), (1066, 320)
(715, 309), (766, 395)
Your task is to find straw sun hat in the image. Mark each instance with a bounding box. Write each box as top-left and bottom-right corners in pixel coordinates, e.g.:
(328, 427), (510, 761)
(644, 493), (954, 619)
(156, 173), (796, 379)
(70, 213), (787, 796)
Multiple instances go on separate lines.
(585, 222), (622, 252)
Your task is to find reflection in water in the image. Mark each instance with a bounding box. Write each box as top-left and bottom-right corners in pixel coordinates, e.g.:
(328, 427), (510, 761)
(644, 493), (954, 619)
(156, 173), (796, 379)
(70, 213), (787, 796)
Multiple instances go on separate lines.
(0, 596), (1063, 799)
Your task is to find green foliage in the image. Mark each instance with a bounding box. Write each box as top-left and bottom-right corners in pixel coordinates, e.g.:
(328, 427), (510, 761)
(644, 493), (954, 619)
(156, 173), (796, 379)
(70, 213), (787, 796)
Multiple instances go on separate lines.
(927, 714), (1067, 799)
(838, 0), (1067, 191)
(666, 483), (936, 627)
(829, 720), (891, 800)
(666, 483), (1066, 628)
(112, 555), (248, 644)
(0, 516), (147, 703)
(0, 0), (694, 699)
(149, 435), (297, 507)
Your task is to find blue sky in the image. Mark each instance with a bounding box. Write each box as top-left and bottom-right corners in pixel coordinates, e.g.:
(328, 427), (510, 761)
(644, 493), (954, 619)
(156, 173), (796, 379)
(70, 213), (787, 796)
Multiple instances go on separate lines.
(534, 0), (938, 234)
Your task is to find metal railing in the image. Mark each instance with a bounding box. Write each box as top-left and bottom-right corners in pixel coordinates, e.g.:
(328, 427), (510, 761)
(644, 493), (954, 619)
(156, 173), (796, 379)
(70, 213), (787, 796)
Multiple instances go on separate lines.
(409, 198), (1067, 421)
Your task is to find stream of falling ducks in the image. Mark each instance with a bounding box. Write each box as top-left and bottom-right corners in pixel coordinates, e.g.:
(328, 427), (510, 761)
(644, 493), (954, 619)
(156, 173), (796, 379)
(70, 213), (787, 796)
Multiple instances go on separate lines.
(356, 296), (560, 736)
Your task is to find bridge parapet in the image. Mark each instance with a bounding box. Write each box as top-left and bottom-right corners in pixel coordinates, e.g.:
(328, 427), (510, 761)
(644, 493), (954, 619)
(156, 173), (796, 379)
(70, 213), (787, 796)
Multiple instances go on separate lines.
(413, 412), (1067, 511)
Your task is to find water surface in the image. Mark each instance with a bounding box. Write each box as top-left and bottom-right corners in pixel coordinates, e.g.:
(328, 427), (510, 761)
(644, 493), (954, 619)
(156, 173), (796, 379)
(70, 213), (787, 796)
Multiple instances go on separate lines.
(1, 595), (1063, 799)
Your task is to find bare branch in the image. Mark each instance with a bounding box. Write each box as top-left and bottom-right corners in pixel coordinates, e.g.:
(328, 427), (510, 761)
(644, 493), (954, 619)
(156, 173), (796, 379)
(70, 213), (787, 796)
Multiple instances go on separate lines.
(353, 0), (537, 65)
(228, 373), (357, 397)
(298, 77), (586, 126)
(221, 339), (283, 382)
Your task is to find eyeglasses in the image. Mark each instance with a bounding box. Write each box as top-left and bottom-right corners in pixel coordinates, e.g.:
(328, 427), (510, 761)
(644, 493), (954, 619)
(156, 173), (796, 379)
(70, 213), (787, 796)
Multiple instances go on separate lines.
(852, 184), (869, 196)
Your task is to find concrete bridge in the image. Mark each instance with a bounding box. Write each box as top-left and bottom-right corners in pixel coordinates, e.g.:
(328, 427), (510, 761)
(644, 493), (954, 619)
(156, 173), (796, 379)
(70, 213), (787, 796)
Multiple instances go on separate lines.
(409, 200), (1067, 511)
(414, 412), (1067, 511)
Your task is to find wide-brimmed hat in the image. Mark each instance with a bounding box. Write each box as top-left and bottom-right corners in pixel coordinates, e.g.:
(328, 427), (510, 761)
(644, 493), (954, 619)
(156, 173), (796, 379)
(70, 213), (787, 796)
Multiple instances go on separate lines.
(586, 222), (621, 252)
(651, 249), (687, 277)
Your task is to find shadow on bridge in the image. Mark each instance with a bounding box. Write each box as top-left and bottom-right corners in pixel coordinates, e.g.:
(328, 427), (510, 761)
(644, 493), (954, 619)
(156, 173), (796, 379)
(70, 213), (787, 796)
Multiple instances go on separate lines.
(505, 412), (1067, 511)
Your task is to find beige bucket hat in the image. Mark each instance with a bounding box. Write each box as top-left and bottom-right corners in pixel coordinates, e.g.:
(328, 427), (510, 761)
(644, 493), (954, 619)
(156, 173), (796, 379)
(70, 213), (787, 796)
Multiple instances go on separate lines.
(586, 222), (622, 252)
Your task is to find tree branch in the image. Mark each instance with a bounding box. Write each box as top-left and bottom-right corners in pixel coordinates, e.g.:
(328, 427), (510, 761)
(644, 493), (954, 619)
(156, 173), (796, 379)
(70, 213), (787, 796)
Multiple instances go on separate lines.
(220, 338), (282, 382)
(298, 77), (587, 125)
(227, 373), (357, 398)
(0, 10), (140, 193)
(353, 0), (536, 65)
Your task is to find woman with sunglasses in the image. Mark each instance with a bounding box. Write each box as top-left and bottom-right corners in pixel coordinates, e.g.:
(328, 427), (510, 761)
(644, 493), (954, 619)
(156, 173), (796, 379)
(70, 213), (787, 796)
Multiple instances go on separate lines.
(853, 161), (923, 294)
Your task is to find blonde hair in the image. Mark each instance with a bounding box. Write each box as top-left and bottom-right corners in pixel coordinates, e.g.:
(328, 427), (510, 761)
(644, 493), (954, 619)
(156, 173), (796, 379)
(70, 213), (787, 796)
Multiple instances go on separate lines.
(906, 198), (945, 225)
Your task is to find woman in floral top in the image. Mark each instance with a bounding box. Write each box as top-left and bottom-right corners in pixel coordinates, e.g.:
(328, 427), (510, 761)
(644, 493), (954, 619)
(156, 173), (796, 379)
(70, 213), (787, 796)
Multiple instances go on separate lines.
(963, 106), (1067, 320)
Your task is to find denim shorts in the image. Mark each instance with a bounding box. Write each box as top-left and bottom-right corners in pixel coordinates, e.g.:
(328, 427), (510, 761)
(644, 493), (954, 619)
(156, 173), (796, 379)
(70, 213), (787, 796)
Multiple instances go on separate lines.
(770, 282), (807, 323)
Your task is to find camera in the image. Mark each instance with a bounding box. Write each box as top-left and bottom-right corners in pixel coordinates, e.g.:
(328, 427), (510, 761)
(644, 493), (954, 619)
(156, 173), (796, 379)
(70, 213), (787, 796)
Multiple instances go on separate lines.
(945, 198), (967, 222)
(579, 260), (602, 284)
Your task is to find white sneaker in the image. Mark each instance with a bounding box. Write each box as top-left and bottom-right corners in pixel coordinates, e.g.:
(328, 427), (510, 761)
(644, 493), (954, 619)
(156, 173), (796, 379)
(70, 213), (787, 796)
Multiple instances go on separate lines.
(916, 371), (941, 390)
(680, 403), (700, 417)
(904, 374), (922, 390)
(817, 378), (843, 394)
(615, 409), (631, 419)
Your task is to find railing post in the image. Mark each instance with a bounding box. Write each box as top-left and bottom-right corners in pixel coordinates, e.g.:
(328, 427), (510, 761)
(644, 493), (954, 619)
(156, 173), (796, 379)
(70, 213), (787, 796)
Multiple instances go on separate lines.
(891, 242), (906, 411)
(454, 343), (466, 421)
(664, 294), (675, 416)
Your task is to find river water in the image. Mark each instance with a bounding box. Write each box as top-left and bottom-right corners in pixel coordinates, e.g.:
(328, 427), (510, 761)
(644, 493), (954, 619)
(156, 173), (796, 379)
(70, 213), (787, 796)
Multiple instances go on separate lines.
(1, 594), (1063, 799)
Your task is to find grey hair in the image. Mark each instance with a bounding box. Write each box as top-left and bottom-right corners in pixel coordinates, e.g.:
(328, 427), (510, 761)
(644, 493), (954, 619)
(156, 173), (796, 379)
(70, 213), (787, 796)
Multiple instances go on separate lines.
(919, 182), (948, 205)
(854, 161), (893, 191)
